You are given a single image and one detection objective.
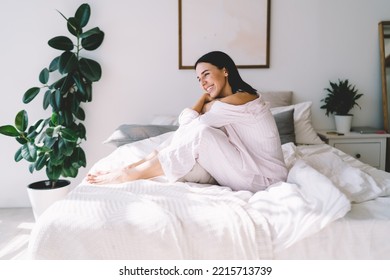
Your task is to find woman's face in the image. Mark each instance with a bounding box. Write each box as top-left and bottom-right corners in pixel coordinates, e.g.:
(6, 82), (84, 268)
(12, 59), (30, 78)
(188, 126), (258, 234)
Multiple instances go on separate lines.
(195, 62), (232, 99)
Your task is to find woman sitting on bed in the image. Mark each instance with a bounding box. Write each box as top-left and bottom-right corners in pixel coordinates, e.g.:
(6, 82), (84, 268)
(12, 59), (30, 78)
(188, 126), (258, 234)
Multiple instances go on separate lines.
(87, 51), (287, 192)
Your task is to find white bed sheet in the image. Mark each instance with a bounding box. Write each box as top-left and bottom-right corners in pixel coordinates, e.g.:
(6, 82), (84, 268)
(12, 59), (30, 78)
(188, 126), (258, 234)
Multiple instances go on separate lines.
(275, 196), (390, 259)
(27, 133), (390, 260)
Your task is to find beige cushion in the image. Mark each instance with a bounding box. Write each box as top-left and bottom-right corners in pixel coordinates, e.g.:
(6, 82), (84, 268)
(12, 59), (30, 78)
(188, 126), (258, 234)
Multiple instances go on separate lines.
(261, 91), (293, 108)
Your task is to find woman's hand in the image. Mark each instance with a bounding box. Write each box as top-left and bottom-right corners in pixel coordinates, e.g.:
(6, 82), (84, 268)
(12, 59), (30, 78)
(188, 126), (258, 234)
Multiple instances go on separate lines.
(192, 93), (215, 114)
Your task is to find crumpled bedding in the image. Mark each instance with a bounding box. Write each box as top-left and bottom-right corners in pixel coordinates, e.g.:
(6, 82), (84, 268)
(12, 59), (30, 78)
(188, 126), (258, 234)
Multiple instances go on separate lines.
(27, 132), (390, 259)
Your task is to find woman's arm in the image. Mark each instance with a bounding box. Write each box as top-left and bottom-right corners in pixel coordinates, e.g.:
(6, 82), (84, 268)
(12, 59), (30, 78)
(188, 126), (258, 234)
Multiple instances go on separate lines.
(195, 92), (260, 128)
(191, 93), (214, 114)
(178, 93), (214, 125)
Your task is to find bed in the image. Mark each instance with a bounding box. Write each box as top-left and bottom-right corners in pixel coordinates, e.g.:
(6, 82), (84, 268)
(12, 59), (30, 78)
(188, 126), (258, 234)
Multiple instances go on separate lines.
(27, 92), (390, 260)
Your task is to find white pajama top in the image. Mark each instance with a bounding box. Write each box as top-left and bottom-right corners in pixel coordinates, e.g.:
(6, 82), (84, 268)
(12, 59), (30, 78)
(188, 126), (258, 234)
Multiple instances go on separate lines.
(158, 96), (288, 192)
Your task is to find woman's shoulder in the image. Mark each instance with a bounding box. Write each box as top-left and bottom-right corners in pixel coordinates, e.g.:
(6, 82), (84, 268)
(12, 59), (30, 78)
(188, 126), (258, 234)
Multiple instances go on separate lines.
(219, 92), (258, 106)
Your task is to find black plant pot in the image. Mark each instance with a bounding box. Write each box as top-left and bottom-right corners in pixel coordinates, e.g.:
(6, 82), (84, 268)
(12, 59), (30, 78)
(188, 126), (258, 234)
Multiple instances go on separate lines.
(28, 179), (70, 190)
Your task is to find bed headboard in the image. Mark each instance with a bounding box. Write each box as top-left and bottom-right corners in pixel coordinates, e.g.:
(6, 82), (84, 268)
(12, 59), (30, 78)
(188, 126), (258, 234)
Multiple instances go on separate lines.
(260, 91), (293, 108)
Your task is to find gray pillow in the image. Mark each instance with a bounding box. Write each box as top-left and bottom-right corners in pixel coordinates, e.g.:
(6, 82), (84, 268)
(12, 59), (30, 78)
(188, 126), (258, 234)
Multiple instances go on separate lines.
(103, 124), (178, 147)
(273, 109), (295, 144)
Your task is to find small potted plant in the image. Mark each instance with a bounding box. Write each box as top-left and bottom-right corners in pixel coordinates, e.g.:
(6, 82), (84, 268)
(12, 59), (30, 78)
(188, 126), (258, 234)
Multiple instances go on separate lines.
(320, 79), (364, 133)
(0, 3), (104, 220)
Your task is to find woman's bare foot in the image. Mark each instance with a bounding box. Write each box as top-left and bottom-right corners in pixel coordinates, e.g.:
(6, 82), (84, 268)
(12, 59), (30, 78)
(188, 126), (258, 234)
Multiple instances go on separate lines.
(86, 150), (164, 185)
(86, 166), (138, 185)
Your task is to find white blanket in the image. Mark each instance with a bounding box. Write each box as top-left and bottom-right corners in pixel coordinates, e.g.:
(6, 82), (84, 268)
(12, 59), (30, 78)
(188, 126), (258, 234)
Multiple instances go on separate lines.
(27, 133), (390, 259)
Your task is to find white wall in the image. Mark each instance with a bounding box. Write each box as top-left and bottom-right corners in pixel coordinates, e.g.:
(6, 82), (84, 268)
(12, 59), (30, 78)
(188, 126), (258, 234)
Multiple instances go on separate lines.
(1, 0), (390, 207)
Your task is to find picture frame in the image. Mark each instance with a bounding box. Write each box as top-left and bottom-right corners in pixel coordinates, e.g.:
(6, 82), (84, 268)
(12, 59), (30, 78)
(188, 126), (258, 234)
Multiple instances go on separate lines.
(178, 0), (271, 69)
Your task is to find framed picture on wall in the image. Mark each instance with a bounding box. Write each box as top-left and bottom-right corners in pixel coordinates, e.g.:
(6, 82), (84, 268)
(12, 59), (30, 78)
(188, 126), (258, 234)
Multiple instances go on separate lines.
(178, 0), (270, 69)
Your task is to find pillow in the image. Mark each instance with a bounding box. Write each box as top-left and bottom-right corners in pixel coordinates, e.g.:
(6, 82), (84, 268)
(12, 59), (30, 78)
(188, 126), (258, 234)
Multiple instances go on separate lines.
(273, 109), (295, 144)
(271, 102), (323, 145)
(261, 91), (293, 108)
(103, 124), (178, 147)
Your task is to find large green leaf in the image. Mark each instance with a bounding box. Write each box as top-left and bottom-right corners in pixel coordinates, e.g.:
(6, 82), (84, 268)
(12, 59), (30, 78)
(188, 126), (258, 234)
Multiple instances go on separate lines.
(51, 112), (59, 126)
(85, 82), (92, 101)
(77, 123), (86, 139)
(43, 135), (56, 149)
(77, 147), (86, 167)
(15, 110), (28, 132)
(75, 3), (90, 28)
(48, 142), (63, 166)
(54, 89), (61, 109)
(21, 142), (37, 162)
(14, 147), (23, 162)
(62, 111), (74, 127)
(62, 161), (78, 178)
(81, 30), (104, 50)
(45, 127), (55, 137)
(23, 87), (40, 104)
(58, 138), (75, 157)
(71, 147), (86, 169)
(74, 107), (85, 121)
(27, 119), (45, 138)
(58, 51), (78, 74)
(79, 58), (102, 82)
(29, 163), (35, 174)
(59, 73), (75, 95)
(61, 127), (78, 142)
(35, 154), (48, 171)
(49, 93), (58, 112)
(34, 119), (46, 133)
(43, 90), (51, 109)
(67, 17), (82, 37)
(0, 125), (19, 137)
(48, 36), (74, 51)
(46, 164), (62, 181)
(16, 136), (28, 144)
(49, 56), (60, 72)
(73, 72), (87, 99)
(39, 68), (50, 84)
(80, 27), (101, 39)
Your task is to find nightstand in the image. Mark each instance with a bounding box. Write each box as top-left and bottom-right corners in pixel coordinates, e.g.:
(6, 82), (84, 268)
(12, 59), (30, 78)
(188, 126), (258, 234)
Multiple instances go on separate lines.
(317, 130), (390, 171)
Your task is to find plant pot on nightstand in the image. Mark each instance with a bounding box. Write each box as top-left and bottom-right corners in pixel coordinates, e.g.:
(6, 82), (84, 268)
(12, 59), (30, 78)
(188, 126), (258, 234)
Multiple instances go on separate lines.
(335, 115), (353, 134)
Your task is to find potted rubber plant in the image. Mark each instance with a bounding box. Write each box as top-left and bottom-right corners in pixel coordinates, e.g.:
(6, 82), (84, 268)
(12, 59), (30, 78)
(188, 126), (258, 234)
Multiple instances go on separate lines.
(320, 79), (364, 133)
(0, 3), (104, 220)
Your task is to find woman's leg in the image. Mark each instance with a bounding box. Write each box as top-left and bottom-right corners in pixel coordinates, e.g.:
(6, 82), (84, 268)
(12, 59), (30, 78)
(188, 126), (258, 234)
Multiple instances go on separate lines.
(86, 150), (164, 184)
(157, 124), (253, 190)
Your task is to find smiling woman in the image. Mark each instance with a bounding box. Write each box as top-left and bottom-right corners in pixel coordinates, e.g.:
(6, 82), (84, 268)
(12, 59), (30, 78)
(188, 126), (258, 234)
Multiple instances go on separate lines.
(87, 51), (287, 192)
(193, 51), (258, 113)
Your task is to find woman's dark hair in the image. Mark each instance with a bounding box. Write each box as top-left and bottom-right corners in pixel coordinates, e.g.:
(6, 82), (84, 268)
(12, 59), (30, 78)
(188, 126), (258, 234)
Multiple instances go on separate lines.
(194, 51), (257, 95)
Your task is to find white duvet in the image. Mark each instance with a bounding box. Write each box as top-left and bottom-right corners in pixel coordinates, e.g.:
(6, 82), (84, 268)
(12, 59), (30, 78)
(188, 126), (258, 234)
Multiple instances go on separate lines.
(27, 132), (390, 259)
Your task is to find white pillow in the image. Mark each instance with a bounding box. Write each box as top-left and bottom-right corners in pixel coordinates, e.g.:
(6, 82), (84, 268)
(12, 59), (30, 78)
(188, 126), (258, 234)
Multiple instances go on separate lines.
(271, 102), (323, 145)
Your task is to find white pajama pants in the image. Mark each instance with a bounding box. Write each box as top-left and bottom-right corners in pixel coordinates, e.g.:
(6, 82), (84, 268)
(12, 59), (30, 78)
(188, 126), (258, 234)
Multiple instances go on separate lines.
(157, 123), (270, 191)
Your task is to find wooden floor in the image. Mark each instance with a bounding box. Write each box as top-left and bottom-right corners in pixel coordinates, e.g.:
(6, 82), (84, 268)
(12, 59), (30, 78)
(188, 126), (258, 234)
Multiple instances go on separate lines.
(0, 208), (35, 260)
